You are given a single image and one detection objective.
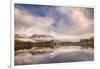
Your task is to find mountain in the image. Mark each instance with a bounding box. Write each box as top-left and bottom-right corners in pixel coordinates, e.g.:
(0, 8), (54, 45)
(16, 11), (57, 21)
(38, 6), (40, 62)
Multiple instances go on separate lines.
(30, 34), (53, 38)
(15, 34), (24, 38)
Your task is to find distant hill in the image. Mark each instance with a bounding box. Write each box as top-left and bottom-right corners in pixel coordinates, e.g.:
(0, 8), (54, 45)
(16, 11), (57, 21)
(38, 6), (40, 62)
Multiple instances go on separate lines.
(15, 34), (24, 38)
(30, 34), (53, 38)
(59, 37), (94, 47)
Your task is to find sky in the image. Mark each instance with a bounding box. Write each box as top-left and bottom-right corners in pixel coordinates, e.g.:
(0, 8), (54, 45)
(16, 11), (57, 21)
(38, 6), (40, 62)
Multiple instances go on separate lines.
(15, 3), (94, 41)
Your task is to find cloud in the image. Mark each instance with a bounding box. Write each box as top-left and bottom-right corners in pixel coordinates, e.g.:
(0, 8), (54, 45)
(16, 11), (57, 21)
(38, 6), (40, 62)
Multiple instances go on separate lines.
(55, 7), (94, 36)
(15, 4), (94, 40)
(15, 8), (55, 36)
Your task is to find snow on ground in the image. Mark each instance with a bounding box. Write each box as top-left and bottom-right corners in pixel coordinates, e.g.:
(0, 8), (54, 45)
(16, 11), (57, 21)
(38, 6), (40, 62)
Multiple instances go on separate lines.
(15, 46), (94, 65)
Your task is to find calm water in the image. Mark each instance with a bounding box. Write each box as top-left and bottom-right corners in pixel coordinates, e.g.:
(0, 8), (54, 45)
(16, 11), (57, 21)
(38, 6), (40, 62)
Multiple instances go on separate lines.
(15, 46), (94, 65)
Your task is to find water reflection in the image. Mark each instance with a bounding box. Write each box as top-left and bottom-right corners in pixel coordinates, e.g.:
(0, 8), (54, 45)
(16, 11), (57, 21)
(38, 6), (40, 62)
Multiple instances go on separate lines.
(15, 46), (94, 65)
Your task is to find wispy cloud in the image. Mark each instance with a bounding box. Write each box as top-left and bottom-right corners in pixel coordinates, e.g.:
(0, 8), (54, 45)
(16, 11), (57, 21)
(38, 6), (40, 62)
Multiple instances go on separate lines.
(15, 4), (94, 40)
(55, 7), (94, 36)
(15, 8), (55, 36)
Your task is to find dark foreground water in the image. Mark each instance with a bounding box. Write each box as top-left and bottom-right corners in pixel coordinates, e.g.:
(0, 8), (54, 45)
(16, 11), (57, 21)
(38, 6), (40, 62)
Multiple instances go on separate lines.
(15, 46), (94, 65)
